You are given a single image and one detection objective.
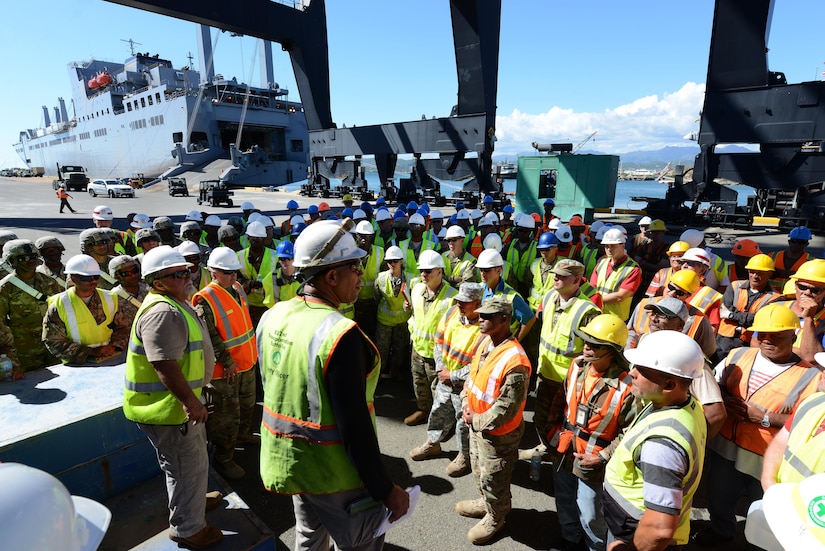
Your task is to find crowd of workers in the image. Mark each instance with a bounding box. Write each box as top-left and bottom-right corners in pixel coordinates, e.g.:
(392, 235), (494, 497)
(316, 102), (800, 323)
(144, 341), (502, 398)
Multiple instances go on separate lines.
(1, 193), (824, 551)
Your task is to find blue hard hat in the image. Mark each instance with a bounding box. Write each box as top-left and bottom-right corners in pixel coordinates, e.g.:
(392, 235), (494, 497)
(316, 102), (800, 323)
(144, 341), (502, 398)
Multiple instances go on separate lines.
(420, 202), (430, 214)
(455, 201), (465, 210)
(503, 205), (514, 214)
(394, 209), (407, 219)
(417, 207), (428, 218)
(375, 197), (386, 206)
(483, 195), (494, 204)
(406, 201), (419, 212)
(537, 232), (561, 250)
(276, 240), (295, 259)
(307, 205), (319, 215)
(287, 200), (299, 210)
(377, 206), (390, 213)
(291, 222), (307, 236)
(341, 207), (354, 218)
(449, 213), (458, 224)
(360, 201), (374, 213)
(789, 226), (812, 241)
(544, 198), (555, 207)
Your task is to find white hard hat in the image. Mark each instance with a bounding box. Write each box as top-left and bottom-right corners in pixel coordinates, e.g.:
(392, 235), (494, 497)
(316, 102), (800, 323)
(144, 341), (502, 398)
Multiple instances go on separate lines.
(409, 213), (426, 226)
(477, 216), (493, 228)
(595, 226), (609, 241)
(517, 215), (536, 230)
(204, 215), (221, 227)
(589, 220), (605, 234)
(355, 220), (375, 235)
(680, 228), (705, 248)
(260, 216), (275, 228)
(141, 245), (192, 279)
(417, 249), (445, 270)
(176, 240), (201, 258)
(682, 247), (711, 266)
(293, 220), (366, 269)
(763, 472), (825, 550)
(92, 205), (113, 221)
(483, 233), (503, 252)
(245, 221), (267, 238)
(352, 208), (367, 221)
(130, 213), (151, 229)
(185, 210), (203, 222)
(456, 209), (472, 221)
(624, 330), (704, 379)
(241, 201), (255, 210)
(0, 463), (112, 551)
(556, 224), (573, 243)
(179, 220), (201, 238)
(484, 212), (499, 225)
(601, 228), (626, 244)
(638, 216), (653, 227)
(616, 225), (628, 236)
(384, 245), (404, 261)
(375, 209), (392, 222)
(445, 226), (466, 239)
(207, 247), (243, 270)
(477, 248), (504, 268)
(470, 208), (483, 219)
(548, 218), (561, 231)
(65, 254), (102, 276)
(290, 214), (305, 227)
(248, 212), (263, 224)
(430, 209), (444, 220)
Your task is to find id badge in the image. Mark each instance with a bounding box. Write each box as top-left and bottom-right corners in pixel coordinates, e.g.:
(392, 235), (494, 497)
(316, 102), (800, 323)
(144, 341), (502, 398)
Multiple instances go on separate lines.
(576, 403), (590, 427)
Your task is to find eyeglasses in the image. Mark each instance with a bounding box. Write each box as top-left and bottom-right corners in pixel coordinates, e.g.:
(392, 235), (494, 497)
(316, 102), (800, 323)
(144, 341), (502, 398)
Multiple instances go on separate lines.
(214, 268), (237, 275)
(160, 269), (191, 280)
(789, 239), (808, 245)
(117, 267), (139, 277)
(796, 281), (825, 294)
(667, 284), (689, 297)
(649, 311), (677, 320)
(336, 260), (364, 275)
(74, 275), (100, 282)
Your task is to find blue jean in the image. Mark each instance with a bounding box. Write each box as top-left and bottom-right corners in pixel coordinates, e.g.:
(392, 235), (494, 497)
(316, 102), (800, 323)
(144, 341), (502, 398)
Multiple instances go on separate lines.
(552, 467), (606, 551)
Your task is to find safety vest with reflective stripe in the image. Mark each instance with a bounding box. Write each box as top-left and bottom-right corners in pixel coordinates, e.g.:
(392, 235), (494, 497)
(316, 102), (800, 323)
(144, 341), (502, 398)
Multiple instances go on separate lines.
(604, 397), (706, 545)
(468, 235), (484, 258)
(239, 247), (277, 308)
(646, 266), (675, 297)
(409, 282), (457, 358)
(558, 360), (634, 455)
(710, 252), (728, 286)
(50, 288), (115, 348)
(718, 282), (778, 338)
(688, 285), (723, 317)
(192, 282), (257, 379)
(276, 267), (300, 302)
(769, 251), (809, 292)
(719, 347), (820, 456)
(467, 337), (531, 436)
(375, 271), (411, 327)
(528, 258), (557, 311)
(593, 256), (638, 321)
(776, 393), (825, 483)
(258, 298), (380, 495)
(338, 302), (355, 319)
(506, 240), (538, 282)
(435, 305), (482, 372)
(538, 291), (600, 382)
(443, 250), (477, 286)
(579, 244), (602, 279)
(399, 238), (435, 280)
(123, 293), (205, 425)
(358, 245), (384, 300)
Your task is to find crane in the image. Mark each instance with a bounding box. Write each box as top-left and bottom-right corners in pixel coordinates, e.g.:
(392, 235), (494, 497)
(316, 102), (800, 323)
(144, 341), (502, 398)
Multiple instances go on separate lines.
(573, 130), (598, 153)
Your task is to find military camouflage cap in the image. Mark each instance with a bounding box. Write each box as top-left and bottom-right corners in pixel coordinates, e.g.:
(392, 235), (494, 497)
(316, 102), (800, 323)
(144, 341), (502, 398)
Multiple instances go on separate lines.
(2, 239), (39, 262)
(109, 255), (137, 278)
(454, 282), (484, 303)
(552, 258), (585, 278)
(218, 225), (240, 241)
(475, 296), (513, 316)
(135, 228), (161, 244)
(35, 236), (65, 252)
(153, 216), (174, 231)
(0, 230), (19, 249)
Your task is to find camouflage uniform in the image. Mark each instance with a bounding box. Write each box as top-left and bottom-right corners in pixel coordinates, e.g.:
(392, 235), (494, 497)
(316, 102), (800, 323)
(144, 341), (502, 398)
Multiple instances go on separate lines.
(193, 286), (257, 463)
(373, 270), (412, 379)
(42, 290), (131, 364)
(36, 264), (67, 290)
(110, 282), (150, 326)
(0, 272), (62, 371)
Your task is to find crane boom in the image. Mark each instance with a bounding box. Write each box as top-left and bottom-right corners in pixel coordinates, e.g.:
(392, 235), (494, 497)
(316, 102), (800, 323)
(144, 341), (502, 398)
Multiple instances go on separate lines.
(573, 130), (598, 153)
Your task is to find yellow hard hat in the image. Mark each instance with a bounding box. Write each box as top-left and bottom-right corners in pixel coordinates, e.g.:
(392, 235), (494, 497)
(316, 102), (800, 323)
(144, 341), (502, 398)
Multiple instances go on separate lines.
(790, 259), (825, 285)
(575, 314), (628, 350)
(648, 219), (667, 232)
(782, 279), (797, 297)
(745, 253), (775, 272)
(667, 241), (690, 256)
(748, 303), (800, 332)
(669, 269), (700, 294)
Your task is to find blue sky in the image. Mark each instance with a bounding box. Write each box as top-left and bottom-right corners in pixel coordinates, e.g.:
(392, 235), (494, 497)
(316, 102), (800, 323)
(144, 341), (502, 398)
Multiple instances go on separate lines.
(2, 0), (825, 168)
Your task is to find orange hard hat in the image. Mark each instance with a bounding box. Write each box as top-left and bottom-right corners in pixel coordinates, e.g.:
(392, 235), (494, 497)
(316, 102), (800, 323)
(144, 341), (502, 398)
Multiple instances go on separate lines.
(568, 215), (585, 227)
(318, 202), (331, 212)
(732, 238), (761, 258)
(531, 213), (542, 224)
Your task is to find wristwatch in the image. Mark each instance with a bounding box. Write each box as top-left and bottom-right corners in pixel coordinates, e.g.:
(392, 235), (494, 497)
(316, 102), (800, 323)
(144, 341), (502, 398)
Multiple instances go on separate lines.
(761, 412), (771, 428)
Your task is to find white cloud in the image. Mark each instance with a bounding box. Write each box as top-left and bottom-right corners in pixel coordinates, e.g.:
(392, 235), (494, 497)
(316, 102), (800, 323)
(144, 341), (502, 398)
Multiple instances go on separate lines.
(494, 82), (706, 154)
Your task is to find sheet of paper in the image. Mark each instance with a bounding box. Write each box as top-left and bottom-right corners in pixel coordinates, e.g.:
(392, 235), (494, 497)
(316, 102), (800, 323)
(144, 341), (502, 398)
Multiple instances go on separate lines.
(373, 485), (420, 538)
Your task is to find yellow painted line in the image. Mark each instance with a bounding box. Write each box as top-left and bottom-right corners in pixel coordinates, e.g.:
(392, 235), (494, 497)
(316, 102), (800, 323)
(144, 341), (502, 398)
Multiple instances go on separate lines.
(753, 216), (780, 227)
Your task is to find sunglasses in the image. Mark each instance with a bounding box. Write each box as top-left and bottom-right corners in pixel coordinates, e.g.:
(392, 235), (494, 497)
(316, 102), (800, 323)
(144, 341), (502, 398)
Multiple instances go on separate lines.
(789, 239), (808, 245)
(649, 310), (677, 320)
(337, 260), (364, 275)
(420, 268), (434, 274)
(75, 275), (100, 282)
(92, 239), (112, 246)
(18, 253), (39, 262)
(479, 267), (497, 273)
(796, 281), (825, 294)
(160, 269), (191, 280)
(445, 238), (461, 243)
(586, 342), (611, 350)
(117, 267), (139, 277)
(387, 259), (402, 264)
(667, 284), (689, 297)
(214, 268), (237, 275)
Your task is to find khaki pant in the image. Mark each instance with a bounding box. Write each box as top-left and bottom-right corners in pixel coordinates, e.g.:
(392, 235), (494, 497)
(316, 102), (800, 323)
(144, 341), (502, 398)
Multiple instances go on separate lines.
(469, 421), (524, 520)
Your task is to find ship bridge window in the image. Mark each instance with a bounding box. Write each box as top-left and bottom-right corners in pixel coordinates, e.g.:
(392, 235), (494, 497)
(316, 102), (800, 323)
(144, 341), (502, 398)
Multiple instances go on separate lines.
(140, 98), (146, 108)
(155, 92), (161, 103)
(148, 95), (153, 106)
(127, 103), (132, 112)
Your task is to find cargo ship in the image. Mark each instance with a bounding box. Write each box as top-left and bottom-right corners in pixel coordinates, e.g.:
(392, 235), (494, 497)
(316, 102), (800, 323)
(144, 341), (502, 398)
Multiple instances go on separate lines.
(13, 25), (309, 187)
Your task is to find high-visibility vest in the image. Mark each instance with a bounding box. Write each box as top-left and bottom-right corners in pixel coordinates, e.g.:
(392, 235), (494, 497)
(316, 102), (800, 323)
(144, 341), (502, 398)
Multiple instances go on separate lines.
(399, 238), (435, 280)
(486, 280), (528, 336)
(358, 245), (384, 300)
(123, 293), (205, 425)
(646, 266), (675, 297)
(776, 393), (825, 483)
(579, 244), (602, 279)
(442, 250), (477, 287)
(718, 347), (820, 456)
(275, 268), (300, 302)
(769, 251), (810, 292)
(717, 281), (778, 338)
(50, 288), (116, 349)
(709, 252), (728, 287)
(506, 240), (538, 282)
(192, 282), (257, 379)
(558, 360), (634, 455)
(435, 305), (482, 372)
(538, 291), (600, 382)
(409, 282), (456, 358)
(375, 271), (411, 327)
(468, 235), (484, 258)
(338, 302), (354, 319)
(604, 397), (706, 545)
(728, 262), (746, 283)
(629, 297), (657, 339)
(466, 337), (531, 436)
(528, 258), (557, 311)
(688, 285), (723, 317)
(593, 256), (639, 321)
(258, 298), (379, 495)
(239, 247), (277, 308)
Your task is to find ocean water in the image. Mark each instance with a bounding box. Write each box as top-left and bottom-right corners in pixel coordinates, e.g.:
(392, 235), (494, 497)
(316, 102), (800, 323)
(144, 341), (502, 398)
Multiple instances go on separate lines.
(284, 173), (756, 210)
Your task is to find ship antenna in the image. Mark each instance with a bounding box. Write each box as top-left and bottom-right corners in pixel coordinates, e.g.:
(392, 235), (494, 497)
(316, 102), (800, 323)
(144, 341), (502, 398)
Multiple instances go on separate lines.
(187, 51), (195, 67)
(120, 38), (143, 56)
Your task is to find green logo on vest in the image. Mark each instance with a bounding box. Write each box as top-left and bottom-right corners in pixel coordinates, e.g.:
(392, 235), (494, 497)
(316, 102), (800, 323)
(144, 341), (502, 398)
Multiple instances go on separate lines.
(271, 350), (282, 365)
(809, 495), (825, 528)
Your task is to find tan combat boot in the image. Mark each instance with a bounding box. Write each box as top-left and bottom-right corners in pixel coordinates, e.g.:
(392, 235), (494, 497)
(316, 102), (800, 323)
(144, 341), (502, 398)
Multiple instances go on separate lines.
(454, 498), (486, 518)
(467, 514), (505, 545)
(445, 453), (471, 477)
(409, 441), (441, 461)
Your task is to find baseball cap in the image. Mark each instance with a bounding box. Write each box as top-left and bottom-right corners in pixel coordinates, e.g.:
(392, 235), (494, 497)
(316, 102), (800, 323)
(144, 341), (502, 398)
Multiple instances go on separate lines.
(454, 283), (484, 303)
(552, 259), (585, 278)
(644, 297), (688, 322)
(475, 296), (513, 316)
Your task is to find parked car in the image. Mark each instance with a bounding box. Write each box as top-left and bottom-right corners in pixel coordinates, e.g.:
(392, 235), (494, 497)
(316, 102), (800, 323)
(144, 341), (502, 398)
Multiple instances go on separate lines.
(168, 177), (189, 197)
(88, 179), (135, 198)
